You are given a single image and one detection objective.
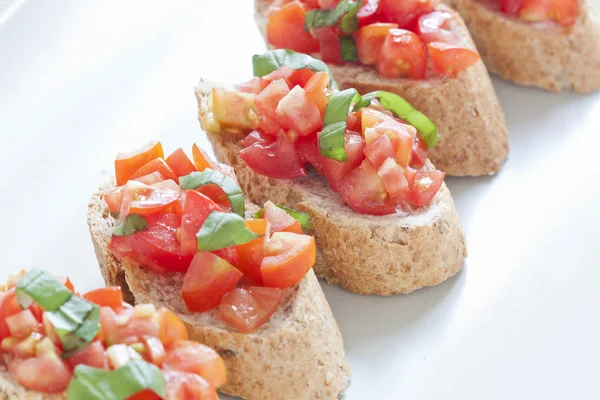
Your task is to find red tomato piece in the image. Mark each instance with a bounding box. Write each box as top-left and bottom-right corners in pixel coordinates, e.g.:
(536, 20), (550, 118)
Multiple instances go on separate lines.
(318, 0), (340, 7)
(234, 77), (267, 94)
(380, 0), (440, 27)
(56, 276), (75, 292)
(261, 232), (316, 289)
(304, 71), (330, 114)
(240, 132), (306, 179)
(191, 144), (218, 172)
(212, 246), (240, 266)
(519, 0), (578, 26)
(0, 289), (21, 341)
(83, 287), (124, 310)
(409, 169), (445, 207)
(156, 307), (189, 346)
(120, 180), (181, 217)
(295, 135), (324, 174)
(182, 252), (243, 312)
(104, 186), (125, 213)
(127, 390), (162, 400)
(166, 148), (197, 178)
(364, 133), (396, 169)
(322, 133), (366, 186)
(135, 171), (165, 185)
(211, 88), (259, 130)
(409, 134), (428, 169)
(261, 67), (313, 89)
(194, 185), (231, 212)
(377, 29), (426, 79)
(100, 306), (160, 345)
(275, 86), (323, 136)
(180, 191), (220, 255)
(355, 23), (399, 65)
(377, 158), (409, 198)
(6, 309), (40, 339)
(264, 201), (303, 234)
(256, 79), (289, 136)
(164, 370), (218, 400)
(163, 340), (226, 388)
(66, 340), (109, 370)
(109, 213), (194, 273)
(358, 0), (381, 26)
(428, 42), (480, 77)
(130, 158), (178, 183)
(14, 353), (72, 393)
(417, 11), (458, 44)
(241, 130), (274, 148)
(314, 26), (342, 64)
(499, 0), (526, 15)
(267, 1), (320, 53)
(236, 236), (266, 285)
(220, 286), (283, 333)
(115, 141), (164, 186)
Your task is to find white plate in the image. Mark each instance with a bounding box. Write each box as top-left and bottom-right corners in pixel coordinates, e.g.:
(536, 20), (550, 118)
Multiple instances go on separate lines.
(1, 0), (599, 399)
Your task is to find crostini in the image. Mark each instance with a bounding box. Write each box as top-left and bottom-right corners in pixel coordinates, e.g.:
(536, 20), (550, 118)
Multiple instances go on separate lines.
(195, 51), (467, 296)
(0, 269), (226, 399)
(445, 0), (600, 92)
(255, 0), (509, 176)
(87, 142), (350, 400)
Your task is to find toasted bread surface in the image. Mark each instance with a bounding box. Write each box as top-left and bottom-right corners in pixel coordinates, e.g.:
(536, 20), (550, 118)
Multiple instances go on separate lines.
(87, 181), (350, 400)
(196, 81), (467, 296)
(255, 0), (509, 176)
(445, 0), (600, 92)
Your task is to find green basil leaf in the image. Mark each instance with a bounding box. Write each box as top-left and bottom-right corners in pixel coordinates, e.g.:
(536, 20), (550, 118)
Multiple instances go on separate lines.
(112, 214), (147, 237)
(319, 88), (363, 160)
(362, 91), (440, 148)
(66, 360), (166, 400)
(304, 0), (362, 34)
(16, 269), (72, 311)
(251, 205), (312, 230)
(197, 211), (260, 251)
(252, 209), (264, 219)
(179, 169), (244, 217)
(252, 49), (339, 90)
(340, 36), (359, 62)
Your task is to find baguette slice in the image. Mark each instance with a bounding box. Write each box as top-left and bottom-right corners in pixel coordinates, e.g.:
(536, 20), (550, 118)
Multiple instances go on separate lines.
(255, 0), (509, 176)
(195, 81), (467, 296)
(445, 0), (600, 92)
(87, 180), (350, 400)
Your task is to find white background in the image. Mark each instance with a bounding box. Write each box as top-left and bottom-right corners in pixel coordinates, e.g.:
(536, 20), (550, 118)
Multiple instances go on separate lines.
(1, 0), (599, 399)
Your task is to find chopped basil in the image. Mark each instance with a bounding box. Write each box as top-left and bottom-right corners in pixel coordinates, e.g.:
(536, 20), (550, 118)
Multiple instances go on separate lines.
(179, 169), (244, 217)
(66, 360), (166, 400)
(340, 36), (359, 62)
(16, 270), (100, 358)
(362, 91), (440, 148)
(197, 211), (260, 251)
(319, 88), (364, 160)
(304, 0), (362, 34)
(112, 214), (147, 237)
(252, 50), (339, 89)
(252, 205), (312, 230)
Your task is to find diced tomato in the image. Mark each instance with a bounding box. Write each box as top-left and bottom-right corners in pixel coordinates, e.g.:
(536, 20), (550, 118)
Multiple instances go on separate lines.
(235, 77), (267, 94)
(163, 340), (226, 388)
(156, 308), (189, 346)
(428, 42), (480, 77)
(409, 169), (445, 207)
(364, 133), (396, 169)
(304, 71), (330, 114)
(0, 289), (21, 341)
(322, 133), (366, 186)
(354, 23), (398, 65)
(130, 158), (178, 183)
(240, 132), (306, 179)
(115, 141), (164, 186)
(379, 0), (440, 27)
(6, 309), (40, 339)
(236, 236), (266, 285)
(135, 171), (165, 185)
(180, 191), (220, 255)
(264, 201), (302, 234)
(109, 213), (194, 273)
(261, 232), (316, 289)
(66, 340), (108, 370)
(57, 276), (75, 292)
(100, 307), (160, 345)
(212, 246), (240, 266)
(104, 186), (125, 213)
(241, 130), (274, 148)
(314, 27), (342, 64)
(288, 68), (315, 88)
(377, 29), (426, 79)
(182, 252), (243, 312)
(336, 159), (396, 215)
(295, 135), (324, 174)
(245, 218), (269, 235)
(275, 86), (322, 136)
(358, 0), (381, 26)
(166, 148), (197, 178)
(191, 144), (218, 172)
(220, 286), (283, 333)
(14, 353), (72, 393)
(164, 370), (218, 400)
(377, 158), (409, 198)
(139, 335), (166, 366)
(370, 119), (416, 167)
(409, 134), (428, 168)
(499, 0), (526, 15)
(83, 287), (124, 310)
(255, 79), (289, 136)
(417, 11), (458, 44)
(267, 1), (320, 53)
(120, 180), (181, 217)
(127, 390), (162, 400)
(212, 88), (259, 130)
(519, 0), (578, 26)
(42, 314), (61, 347)
(194, 184), (231, 212)
(261, 67), (313, 89)
(318, 0), (340, 7)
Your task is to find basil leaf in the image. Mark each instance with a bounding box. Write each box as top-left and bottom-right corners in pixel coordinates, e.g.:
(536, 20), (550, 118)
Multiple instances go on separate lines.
(252, 209), (264, 219)
(113, 214), (147, 237)
(340, 36), (359, 62)
(16, 269), (72, 311)
(304, 0), (362, 34)
(362, 91), (440, 148)
(319, 88), (363, 160)
(252, 49), (339, 90)
(179, 169), (244, 217)
(252, 205), (312, 230)
(197, 211), (260, 251)
(66, 360), (166, 400)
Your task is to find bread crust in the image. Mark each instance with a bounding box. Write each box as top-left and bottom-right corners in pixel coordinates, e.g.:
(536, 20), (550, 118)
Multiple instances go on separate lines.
(445, 0), (600, 92)
(195, 81), (467, 296)
(87, 181), (350, 400)
(255, 0), (509, 176)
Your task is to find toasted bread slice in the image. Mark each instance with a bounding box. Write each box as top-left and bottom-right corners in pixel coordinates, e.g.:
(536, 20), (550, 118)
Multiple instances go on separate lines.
(87, 180), (350, 400)
(445, 0), (600, 92)
(195, 81), (467, 296)
(254, 0), (509, 176)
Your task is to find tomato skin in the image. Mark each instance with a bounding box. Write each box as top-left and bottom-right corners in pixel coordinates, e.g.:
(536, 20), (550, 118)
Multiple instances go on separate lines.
(135, 172), (165, 185)
(182, 252), (243, 312)
(314, 27), (342, 64)
(104, 186), (125, 213)
(358, 0), (381, 26)
(267, 1), (320, 53)
(156, 307), (189, 346)
(0, 289), (21, 341)
(275, 86), (323, 136)
(83, 287), (124, 310)
(377, 29), (427, 79)
(240, 132), (306, 179)
(235, 77), (267, 94)
(499, 0), (526, 15)
(255, 79), (289, 136)
(261, 232), (316, 289)
(380, 0), (440, 27)
(519, 0), (578, 26)
(354, 23), (398, 65)
(409, 135), (428, 169)
(417, 11), (458, 44)
(220, 286), (283, 333)
(295, 135), (324, 174)
(119, 180), (181, 218)
(127, 390), (162, 400)
(14, 353), (72, 393)
(264, 201), (302, 234)
(6, 309), (40, 338)
(166, 148), (197, 178)
(130, 158), (178, 183)
(409, 169), (445, 207)
(241, 130), (274, 148)
(364, 133), (396, 169)
(180, 191), (220, 255)
(163, 340), (226, 388)
(304, 71), (330, 114)
(236, 236), (266, 285)
(377, 158), (409, 198)
(115, 141), (164, 186)
(191, 144), (217, 172)
(322, 133), (366, 186)
(66, 340), (109, 370)
(245, 218), (269, 236)
(428, 42), (480, 77)
(164, 370), (218, 400)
